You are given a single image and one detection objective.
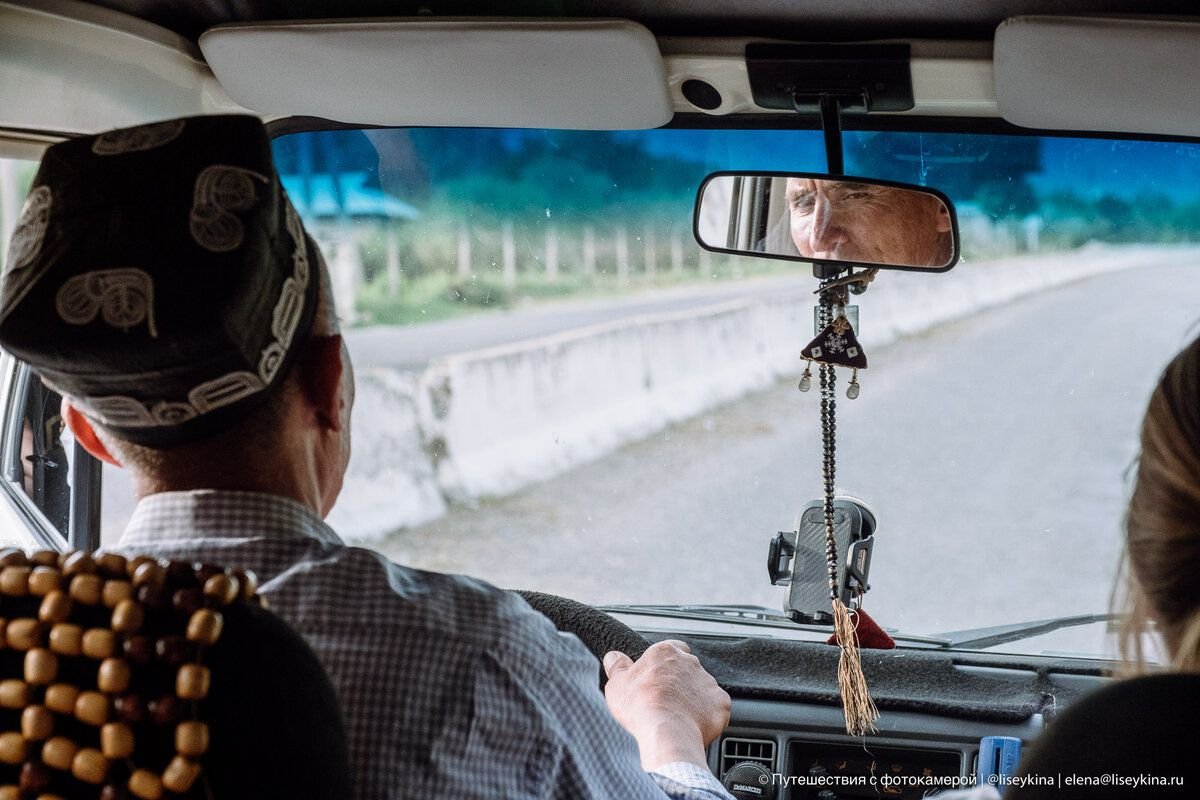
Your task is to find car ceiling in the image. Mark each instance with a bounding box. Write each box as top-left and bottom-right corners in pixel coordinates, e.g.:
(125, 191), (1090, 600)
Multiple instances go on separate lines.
(77, 0), (1199, 43)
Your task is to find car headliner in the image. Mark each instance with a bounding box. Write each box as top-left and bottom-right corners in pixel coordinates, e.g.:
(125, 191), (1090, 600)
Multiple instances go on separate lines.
(76, 0), (1198, 43)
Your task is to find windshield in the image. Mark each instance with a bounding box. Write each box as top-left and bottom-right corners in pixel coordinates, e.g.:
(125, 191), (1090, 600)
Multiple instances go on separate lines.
(95, 124), (1200, 660)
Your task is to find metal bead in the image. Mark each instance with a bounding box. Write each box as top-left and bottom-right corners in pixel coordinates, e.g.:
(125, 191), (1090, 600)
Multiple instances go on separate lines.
(175, 721), (208, 757)
(41, 736), (77, 770)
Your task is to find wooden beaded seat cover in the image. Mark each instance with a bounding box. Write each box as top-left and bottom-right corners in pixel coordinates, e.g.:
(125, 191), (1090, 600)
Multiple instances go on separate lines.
(0, 549), (351, 799)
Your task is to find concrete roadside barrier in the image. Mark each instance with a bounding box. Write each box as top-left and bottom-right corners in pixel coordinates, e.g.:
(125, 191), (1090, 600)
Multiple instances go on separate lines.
(328, 245), (1197, 541)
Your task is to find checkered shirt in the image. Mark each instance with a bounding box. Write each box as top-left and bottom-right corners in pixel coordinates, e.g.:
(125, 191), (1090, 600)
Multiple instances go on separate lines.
(117, 490), (734, 800)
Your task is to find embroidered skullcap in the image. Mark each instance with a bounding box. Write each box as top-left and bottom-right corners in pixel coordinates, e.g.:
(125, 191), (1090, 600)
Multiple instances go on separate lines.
(0, 115), (321, 446)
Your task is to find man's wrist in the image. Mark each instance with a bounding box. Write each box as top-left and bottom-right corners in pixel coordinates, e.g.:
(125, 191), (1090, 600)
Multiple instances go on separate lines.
(635, 716), (709, 772)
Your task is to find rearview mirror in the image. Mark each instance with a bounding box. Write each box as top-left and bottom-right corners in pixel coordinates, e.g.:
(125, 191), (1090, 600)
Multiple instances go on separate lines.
(693, 172), (959, 272)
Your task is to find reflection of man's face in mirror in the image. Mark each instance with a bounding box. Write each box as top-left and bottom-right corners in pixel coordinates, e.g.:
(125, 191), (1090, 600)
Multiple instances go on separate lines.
(785, 178), (953, 267)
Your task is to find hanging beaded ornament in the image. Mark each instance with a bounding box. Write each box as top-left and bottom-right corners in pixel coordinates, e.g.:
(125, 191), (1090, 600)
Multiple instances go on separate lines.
(0, 548), (260, 799)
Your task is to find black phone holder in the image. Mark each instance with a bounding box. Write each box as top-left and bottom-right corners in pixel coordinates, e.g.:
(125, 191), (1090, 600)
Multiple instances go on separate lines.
(768, 497), (876, 625)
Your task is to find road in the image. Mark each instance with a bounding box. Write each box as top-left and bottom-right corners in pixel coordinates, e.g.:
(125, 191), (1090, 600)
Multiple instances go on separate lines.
(344, 272), (814, 370)
(379, 262), (1200, 656)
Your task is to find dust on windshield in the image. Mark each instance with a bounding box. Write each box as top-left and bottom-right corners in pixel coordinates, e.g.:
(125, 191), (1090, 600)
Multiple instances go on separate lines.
(95, 127), (1200, 659)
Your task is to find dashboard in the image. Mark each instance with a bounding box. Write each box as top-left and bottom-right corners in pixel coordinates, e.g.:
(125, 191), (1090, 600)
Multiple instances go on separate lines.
(627, 629), (1112, 800)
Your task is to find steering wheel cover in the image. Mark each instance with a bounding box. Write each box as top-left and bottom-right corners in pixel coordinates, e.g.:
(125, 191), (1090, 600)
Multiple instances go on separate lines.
(514, 590), (650, 687)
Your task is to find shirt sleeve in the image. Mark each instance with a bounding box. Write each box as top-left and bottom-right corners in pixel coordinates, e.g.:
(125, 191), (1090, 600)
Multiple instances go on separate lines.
(486, 601), (734, 800)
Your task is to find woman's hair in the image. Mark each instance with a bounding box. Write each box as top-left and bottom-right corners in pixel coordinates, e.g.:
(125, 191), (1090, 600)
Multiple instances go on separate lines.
(1120, 336), (1200, 673)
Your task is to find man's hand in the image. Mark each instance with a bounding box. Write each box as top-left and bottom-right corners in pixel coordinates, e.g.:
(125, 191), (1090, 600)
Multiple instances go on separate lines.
(603, 640), (731, 772)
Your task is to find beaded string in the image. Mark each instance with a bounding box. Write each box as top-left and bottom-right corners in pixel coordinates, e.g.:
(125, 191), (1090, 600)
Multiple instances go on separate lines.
(0, 549), (259, 799)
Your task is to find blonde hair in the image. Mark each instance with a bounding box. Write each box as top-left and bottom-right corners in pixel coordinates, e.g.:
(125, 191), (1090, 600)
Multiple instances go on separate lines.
(1120, 368), (1200, 673)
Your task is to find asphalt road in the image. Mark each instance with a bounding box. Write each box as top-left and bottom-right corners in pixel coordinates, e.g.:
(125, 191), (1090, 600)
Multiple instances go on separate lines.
(379, 262), (1200, 656)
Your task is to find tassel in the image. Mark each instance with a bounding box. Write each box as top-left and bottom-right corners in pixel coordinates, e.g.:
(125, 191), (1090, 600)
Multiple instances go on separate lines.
(832, 598), (879, 736)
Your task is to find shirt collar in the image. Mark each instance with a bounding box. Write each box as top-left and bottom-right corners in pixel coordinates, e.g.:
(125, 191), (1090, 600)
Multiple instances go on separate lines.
(119, 489), (344, 548)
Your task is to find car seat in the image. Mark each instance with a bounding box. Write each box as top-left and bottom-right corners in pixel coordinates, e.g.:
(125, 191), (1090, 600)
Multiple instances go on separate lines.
(0, 549), (351, 798)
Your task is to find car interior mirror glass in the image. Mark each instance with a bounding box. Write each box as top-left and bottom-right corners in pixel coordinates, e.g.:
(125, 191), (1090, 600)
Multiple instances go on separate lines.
(694, 172), (960, 272)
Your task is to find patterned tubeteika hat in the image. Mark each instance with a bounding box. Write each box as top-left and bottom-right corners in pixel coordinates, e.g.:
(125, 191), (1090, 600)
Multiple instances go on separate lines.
(0, 115), (321, 446)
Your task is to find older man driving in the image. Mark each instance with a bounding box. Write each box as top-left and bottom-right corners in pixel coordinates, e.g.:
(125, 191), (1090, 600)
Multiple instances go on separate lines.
(0, 116), (733, 800)
(785, 177), (954, 267)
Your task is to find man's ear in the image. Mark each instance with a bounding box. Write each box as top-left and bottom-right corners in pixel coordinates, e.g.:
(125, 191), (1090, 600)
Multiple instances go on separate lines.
(299, 335), (347, 432)
(936, 201), (953, 233)
(61, 399), (122, 467)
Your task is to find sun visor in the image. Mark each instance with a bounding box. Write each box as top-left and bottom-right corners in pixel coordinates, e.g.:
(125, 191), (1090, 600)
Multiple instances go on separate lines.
(994, 16), (1200, 137)
(199, 18), (672, 130)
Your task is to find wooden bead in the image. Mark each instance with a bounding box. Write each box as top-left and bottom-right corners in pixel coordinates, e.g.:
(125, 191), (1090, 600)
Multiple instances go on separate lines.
(154, 635), (190, 666)
(75, 690), (109, 726)
(175, 663), (210, 700)
(0, 732), (26, 765)
(98, 659), (131, 694)
(38, 590), (72, 624)
(147, 696), (180, 726)
(27, 567), (61, 596)
(20, 706), (53, 740)
(61, 552), (96, 576)
(36, 794), (65, 800)
(96, 554), (128, 578)
(44, 684), (79, 715)
(0, 680), (29, 709)
(127, 769), (163, 800)
(171, 588), (203, 616)
(235, 569), (259, 598)
(114, 694), (147, 724)
(29, 551), (58, 568)
(0, 549), (27, 567)
(165, 560), (196, 584)
(131, 562), (165, 590)
(202, 573), (239, 605)
(124, 556), (154, 578)
(102, 580), (133, 608)
(0, 680), (28, 709)
(20, 762), (51, 794)
(175, 721), (208, 757)
(100, 723), (134, 760)
(71, 747), (108, 784)
(186, 609), (223, 646)
(69, 573), (103, 605)
(6, 619), (43, 650)
(123, 634), (152, 664)
(48, 623), (82, 656)
(0, 786), (16, 800)
(0, 566), (30, 596)
(136, 583), (169, 609)
(111, 599), (143, 634)
(41, 736), (77, 770)
(82, 628), (115, 659)
(24, 648), (57, 685)
(193, 563), (225, 584)
(0, 617), (6, 648)
(162, 756), (200, 793)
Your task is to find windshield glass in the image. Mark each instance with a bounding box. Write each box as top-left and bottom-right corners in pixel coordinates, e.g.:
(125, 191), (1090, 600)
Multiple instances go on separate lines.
(96, 125), (1200, 660)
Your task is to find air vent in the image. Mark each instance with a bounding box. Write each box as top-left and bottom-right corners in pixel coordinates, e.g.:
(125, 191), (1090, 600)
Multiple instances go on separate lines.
(720, 737), (777, 777)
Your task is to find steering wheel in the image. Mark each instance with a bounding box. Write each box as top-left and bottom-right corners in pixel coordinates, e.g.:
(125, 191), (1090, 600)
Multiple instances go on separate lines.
(513, 590), (650, 688)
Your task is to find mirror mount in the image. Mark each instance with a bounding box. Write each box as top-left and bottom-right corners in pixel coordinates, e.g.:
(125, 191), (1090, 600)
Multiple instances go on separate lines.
(746, 43), (915, 280)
